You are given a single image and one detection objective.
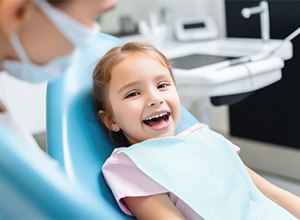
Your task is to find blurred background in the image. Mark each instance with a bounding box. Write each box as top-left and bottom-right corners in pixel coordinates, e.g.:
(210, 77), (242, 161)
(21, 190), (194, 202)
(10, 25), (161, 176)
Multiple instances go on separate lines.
(1, 0), (299, 195)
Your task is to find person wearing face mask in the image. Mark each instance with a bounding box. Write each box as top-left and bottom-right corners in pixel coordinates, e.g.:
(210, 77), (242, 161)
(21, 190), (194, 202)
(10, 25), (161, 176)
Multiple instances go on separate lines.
(0, 0), (117, 81)
(0, 0), (126, 218)
(0, 0), (120, 149)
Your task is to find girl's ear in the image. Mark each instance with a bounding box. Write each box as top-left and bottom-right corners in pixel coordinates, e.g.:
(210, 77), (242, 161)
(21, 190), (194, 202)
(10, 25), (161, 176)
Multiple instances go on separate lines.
(98, 110), (120, 132)
(0, 0), (34, 35)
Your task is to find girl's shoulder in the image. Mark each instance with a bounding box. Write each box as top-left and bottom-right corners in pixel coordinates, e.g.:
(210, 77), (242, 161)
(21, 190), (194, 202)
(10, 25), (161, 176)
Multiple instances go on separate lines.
(177, 123), (208, 137)
(102, 147), (135, 170)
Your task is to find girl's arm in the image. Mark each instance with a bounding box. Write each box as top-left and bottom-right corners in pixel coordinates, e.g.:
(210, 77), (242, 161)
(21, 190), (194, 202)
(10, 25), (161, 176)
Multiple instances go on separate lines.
(123, 193), (185, 220)
(247, 167), (300, 218)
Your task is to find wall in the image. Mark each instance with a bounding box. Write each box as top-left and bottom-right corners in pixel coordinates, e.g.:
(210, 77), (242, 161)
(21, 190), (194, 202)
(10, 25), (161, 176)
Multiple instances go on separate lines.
(100, 0), (226, 38)
(225, 0), (300, 181)
(227, 0), (300, 150)
(0, 72), (46, 135)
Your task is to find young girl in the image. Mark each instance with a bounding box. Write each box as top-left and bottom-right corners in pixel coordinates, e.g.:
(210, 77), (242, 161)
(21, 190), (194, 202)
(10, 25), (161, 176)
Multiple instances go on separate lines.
(93, 42), (300, 219)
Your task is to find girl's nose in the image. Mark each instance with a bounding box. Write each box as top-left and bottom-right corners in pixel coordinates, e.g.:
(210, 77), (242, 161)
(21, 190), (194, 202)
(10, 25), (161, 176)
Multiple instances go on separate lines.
(147, 92), (164, 107)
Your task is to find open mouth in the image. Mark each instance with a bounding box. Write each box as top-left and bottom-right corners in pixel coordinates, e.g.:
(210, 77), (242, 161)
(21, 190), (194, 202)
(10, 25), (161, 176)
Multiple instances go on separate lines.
(143, 112), (171, 127)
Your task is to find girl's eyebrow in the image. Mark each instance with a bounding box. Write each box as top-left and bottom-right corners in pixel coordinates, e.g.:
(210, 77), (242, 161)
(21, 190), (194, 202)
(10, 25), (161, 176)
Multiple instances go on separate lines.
(155, 73), (172, 81)
(117, 81), (140, 95)
(117, 73), (172, 95)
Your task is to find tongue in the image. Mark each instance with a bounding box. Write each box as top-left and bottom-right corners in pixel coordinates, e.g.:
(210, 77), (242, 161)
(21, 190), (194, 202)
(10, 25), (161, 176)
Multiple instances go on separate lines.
(144, 117), (165, 127)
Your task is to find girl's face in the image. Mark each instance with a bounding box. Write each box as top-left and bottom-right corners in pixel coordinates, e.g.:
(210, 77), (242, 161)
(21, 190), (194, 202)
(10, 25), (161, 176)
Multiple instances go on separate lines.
(106, 53), (181, 145)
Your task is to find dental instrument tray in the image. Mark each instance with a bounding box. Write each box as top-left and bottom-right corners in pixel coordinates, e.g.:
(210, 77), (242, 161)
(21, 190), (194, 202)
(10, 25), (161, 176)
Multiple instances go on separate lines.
(174, 17), (218, 41)
(170, 54), (236, 70)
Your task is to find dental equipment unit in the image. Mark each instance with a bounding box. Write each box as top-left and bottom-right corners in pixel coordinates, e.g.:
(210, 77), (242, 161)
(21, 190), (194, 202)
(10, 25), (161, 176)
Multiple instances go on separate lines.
(220, 27), (300, 70)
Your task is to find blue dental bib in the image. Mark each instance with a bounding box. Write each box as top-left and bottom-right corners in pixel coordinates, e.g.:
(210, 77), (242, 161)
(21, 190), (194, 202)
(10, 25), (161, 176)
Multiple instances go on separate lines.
(121, 128), (295, 220)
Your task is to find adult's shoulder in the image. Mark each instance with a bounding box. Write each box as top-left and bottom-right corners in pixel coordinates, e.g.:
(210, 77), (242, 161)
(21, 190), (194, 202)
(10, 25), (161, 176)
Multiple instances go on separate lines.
(75, 33), (123, 68)
(95, 33), (123, 48)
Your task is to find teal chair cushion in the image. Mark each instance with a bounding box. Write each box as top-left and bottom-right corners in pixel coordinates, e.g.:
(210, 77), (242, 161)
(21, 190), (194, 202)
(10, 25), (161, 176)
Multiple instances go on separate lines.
(46, 33), (198, 219)
(0, 119), (121, 219)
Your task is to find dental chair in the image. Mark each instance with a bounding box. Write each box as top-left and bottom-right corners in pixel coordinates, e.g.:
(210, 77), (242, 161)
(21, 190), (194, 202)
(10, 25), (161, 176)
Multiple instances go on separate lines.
(46, 34), (199, 218)
(0, 120), (121, 219)
(0, 34), (127, 219)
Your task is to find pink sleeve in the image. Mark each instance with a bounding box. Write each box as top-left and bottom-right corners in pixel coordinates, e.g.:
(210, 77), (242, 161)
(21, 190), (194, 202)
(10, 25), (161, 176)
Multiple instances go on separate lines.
(102, 150), (168, 216)
(232, 144), (241, 154)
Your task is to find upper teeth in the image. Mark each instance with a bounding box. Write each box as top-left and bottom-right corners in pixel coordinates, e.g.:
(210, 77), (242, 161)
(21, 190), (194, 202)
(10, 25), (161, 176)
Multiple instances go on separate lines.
(145, 112), (167, 121)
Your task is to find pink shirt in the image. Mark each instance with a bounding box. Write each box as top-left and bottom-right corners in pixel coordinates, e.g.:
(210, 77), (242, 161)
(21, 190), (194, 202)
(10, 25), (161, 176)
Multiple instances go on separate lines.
(102, 123), (240, 219)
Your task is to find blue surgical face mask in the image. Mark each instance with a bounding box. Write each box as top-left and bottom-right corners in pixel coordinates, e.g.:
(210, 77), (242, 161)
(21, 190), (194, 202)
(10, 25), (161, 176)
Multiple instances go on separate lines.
(2, 0), (100, 83)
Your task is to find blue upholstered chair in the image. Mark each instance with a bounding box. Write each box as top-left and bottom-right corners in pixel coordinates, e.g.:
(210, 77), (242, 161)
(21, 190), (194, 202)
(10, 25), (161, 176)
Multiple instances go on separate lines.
(46, 34), (198, 218)
(0, 117), (123, 219)
(0, 33), (126, 219)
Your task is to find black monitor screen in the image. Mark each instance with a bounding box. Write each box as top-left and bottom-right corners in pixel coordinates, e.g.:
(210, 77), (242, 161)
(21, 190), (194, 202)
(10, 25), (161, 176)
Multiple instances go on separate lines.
(170, 54), (236, 70)
(183, 22), (205, 30)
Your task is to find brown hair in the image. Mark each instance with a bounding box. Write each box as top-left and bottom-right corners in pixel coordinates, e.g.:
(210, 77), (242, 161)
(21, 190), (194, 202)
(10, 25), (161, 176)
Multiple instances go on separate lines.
(93, 42), (174, 147)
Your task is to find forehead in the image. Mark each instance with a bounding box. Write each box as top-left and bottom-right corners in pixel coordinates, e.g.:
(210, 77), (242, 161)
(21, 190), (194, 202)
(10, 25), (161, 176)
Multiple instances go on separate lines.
(112, 53), (170, 79)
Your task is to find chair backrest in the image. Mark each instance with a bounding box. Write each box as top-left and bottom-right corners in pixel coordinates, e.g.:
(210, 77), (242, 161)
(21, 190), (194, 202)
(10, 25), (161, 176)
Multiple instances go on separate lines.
(0, 121), (121, 219)
(47, 33), (132, 219)
(46, 33), (198, 218)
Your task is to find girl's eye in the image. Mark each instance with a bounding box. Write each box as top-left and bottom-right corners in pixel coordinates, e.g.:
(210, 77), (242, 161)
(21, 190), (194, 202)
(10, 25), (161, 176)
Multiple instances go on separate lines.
(125, 91), (139, 98)
(158, 82), (170, 89)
